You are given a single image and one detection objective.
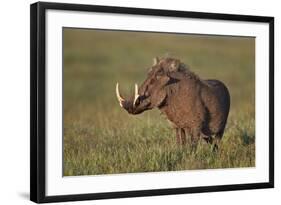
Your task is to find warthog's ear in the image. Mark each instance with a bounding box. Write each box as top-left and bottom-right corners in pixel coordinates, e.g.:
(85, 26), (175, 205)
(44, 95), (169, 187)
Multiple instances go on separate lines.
(153, 57), (159, 66)
(169, 59), (181, 72)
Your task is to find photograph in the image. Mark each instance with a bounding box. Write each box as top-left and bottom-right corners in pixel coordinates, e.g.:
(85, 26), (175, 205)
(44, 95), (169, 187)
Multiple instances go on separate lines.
(63, 28), (255, 176)
(30, 2), (274, 202)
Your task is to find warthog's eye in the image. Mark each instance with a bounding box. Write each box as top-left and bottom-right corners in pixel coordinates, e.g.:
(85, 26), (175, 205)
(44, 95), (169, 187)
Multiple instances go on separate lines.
(156, 68), (164, 74)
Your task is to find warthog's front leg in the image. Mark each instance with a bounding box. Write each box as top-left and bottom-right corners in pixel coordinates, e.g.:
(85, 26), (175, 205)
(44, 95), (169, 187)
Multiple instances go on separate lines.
(180, 128), (186, 145)
(176, 128), (182, 144)
(176, 128), (187, 145)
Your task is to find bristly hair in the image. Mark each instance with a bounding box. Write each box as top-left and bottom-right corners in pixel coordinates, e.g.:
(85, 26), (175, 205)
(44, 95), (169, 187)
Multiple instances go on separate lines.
(158, 57), (200, 81)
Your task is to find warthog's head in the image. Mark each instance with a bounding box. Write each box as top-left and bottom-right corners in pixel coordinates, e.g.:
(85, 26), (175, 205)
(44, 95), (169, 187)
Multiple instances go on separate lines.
(116, 57), (185, 114)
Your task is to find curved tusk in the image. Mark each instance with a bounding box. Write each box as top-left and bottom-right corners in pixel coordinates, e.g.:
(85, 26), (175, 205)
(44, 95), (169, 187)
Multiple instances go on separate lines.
(133, 83), (140, 107)
(116, 83), (125, 107)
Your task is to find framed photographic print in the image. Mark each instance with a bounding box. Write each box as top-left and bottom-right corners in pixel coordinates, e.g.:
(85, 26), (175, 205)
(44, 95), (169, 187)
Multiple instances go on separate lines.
(30, 1), (274, 203)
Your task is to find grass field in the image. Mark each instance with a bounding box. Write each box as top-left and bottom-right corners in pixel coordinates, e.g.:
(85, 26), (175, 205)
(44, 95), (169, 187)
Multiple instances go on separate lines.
(63, 28), (255, 176)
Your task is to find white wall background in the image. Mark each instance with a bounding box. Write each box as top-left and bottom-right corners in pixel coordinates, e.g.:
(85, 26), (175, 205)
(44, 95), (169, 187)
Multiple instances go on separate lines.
(0, 0), (279, 204)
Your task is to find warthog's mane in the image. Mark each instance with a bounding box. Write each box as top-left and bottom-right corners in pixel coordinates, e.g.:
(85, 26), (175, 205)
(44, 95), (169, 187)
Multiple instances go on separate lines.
(158, 57), (201, 81)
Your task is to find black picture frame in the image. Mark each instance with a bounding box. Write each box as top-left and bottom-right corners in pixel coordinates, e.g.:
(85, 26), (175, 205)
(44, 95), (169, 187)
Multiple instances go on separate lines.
(30, 1), (274, 203)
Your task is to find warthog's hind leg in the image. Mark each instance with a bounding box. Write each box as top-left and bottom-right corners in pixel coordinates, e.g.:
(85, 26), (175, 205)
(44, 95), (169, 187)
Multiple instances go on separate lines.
(212, 130), (224, 151)
(190, 128), (201, 150)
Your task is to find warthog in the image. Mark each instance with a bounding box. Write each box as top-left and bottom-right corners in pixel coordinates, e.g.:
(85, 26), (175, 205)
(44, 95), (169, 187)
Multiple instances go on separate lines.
(116, 57), (230, 147)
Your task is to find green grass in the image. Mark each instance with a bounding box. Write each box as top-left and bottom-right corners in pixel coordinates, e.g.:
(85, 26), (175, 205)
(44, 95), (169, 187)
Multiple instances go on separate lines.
(63, 28), (255, 176)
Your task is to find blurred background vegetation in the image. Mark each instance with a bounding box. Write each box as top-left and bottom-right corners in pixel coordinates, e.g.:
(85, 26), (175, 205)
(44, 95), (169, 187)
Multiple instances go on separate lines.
(63, 28), (255, 176)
